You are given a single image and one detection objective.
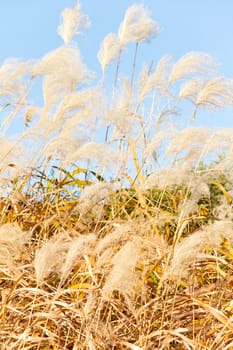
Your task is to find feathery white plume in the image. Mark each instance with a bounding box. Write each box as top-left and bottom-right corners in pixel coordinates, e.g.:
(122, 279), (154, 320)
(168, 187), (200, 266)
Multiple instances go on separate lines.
(143, 130), (167, 160)
(65, 142), (117, 172)
(76, 182), (117, 215)
(0, 223), (29, 259)
(143, 167), (196, 191)
(118, 4), (160, 47)
(34, 232), (96, 284)
(196, 77), (233, 110)
(34, 235), (69, 284)
(0, 223), (30, 271)
(95, 222), (134, 256)
(55, 87), (105, 124)
(98, 33), (121, 72)
(102, 79), (134, 136)
(33, 45), (92, 106)
(165, 221), (233, 280)
(203, 128), (233, 154)
(166, 127), (209, 160)
(179, 78), (204, 104)
(169, 52), (217, 83)
(102, 240), (140, 298)
(0, 58), (32, 102)
(139, 55), (171, 100)
(61, 234), (96, 283)
(44, 134), (86, 162)
(0, 135), (25, 173)
(57, 1), (90, 44)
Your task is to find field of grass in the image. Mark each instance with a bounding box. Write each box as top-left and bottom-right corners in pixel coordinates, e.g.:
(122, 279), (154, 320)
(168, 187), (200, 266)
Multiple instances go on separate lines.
(1, 2), (233, 349)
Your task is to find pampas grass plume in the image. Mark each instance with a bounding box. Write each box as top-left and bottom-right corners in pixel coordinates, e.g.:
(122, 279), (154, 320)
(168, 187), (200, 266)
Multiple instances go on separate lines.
(60, 234), (96, 283)
(65, 142), (117, 173)
(76, 181), (117, 216)
(33, 45), (92, 106)
(165, 220), (233, 280)
(139, 55), (171, 100)
(102, 240), (140, 298)
(57, 1), (91, 45)
(98, 33), (121, 72)
(34, 235), (69, 284)
(196, 77), (233, 110)
(169, 52), (217, 83)
(179, 78), (204, 104)
(0, 223), (30, 265)
(118, 4), (160, 47)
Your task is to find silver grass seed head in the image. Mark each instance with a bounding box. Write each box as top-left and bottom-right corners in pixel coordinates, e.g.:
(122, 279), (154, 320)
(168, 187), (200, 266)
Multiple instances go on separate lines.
(102, 240), (140, 298)
(98, 33), (121, 72)
(57, 1), (91, 45)
(33, 45), (92, 82)
(77, 181), (117, 216)
(179, 78), (205, 104)
(139, 55), (171, 100)
(165, 220), (233, 280)
(0, 59), (33, 103)
(65, 142), (118, 172)
(33, 45), (93, 107)
(34, 237), (68, 284)
(118, 4), (160, 47)
(169, 52), (218, 83)
(166, 127), (209, 158)
(196, 77), (233, 110)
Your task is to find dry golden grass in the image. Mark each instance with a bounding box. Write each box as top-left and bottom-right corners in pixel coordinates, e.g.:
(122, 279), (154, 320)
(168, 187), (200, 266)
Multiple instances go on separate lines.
(0, 171), (233, 349)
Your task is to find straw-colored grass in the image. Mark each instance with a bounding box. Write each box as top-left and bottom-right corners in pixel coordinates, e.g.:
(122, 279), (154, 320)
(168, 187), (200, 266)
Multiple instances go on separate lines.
(0, 2), (233, 349)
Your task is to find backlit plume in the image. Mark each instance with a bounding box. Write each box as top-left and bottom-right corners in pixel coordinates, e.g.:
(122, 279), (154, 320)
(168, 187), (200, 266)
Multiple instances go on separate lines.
(98, 33), (121, 72)
(169, 52), (217, 83)
(57, 1), (90, 44)
(118, 4), (160, 47)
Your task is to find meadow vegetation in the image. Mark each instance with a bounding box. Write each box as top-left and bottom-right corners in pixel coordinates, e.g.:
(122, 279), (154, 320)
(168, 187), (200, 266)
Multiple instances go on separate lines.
(1, 2), (233, 349)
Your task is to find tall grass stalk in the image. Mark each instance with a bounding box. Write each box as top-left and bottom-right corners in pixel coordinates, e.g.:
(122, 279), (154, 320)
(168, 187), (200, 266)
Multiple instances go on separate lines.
(130, 42), (139, 87)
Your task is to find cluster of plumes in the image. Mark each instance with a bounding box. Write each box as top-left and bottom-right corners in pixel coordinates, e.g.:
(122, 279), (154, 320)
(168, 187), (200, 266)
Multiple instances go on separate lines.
(0, 2), (231, 199)
(33, 218), (167, 299)
(98, 4), (160, 72)
(141, 162), (233, 281)
(0, 1), (233, 185)
(1, 165), (232, 292)
(31, 165), (233, 288)
(165, 127), (233, 168)
(0, 223), (31, 270)
(34, 232), (96, 284)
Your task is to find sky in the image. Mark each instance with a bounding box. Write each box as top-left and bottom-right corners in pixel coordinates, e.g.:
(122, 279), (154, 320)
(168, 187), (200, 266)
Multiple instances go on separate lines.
(0, 0), (232, 129)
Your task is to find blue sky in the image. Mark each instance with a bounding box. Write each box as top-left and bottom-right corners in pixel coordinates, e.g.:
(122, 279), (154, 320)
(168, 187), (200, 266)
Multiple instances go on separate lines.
(0, 1), (232, 128)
